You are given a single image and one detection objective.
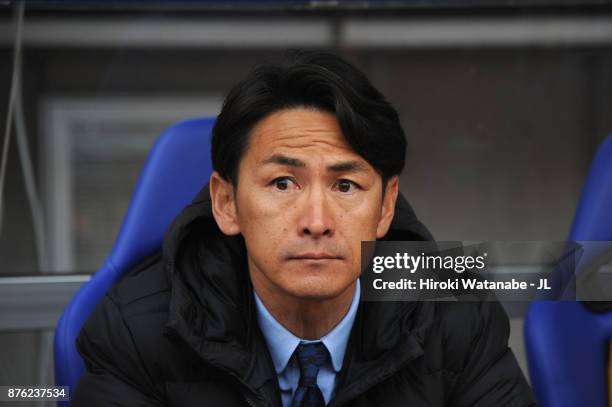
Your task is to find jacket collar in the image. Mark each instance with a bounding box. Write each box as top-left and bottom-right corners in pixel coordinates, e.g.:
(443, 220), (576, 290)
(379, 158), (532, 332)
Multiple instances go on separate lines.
(163, 183), (435, 403)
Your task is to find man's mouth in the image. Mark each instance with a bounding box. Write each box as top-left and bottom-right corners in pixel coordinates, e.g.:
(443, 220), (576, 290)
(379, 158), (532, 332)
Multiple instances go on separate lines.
(288, 253), (343, 262)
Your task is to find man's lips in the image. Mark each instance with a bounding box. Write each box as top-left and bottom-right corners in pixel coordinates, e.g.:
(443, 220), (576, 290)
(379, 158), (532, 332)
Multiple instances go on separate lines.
(287, 253), (343, 261)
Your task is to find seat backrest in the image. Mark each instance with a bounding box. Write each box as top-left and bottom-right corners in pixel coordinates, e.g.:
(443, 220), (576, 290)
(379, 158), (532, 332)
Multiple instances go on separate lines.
(525, 135), (612, 407)
(569, 136), (612, 242)
(53, 118), (215, 398)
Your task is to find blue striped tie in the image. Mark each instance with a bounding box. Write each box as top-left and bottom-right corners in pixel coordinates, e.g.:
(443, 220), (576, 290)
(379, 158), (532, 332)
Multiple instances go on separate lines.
(291, 342), (328, 407)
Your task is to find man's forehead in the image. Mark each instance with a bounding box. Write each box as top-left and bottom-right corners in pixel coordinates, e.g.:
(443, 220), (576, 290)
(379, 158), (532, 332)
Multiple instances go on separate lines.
(248, 108), (347, 144)
(245, 108), (372, 170)
(250, 108), (342, 134)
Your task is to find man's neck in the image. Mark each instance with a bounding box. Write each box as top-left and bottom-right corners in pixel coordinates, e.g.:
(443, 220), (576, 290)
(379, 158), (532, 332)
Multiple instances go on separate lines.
(251, 279), (357, 340)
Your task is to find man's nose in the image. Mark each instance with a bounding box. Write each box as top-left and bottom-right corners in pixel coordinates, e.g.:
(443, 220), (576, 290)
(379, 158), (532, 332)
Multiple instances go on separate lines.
(297, 186), (334, 238)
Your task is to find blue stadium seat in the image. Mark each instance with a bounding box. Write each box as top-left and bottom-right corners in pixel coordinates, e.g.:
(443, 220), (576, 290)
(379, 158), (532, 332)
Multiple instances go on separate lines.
(525, 135), (612, 407)
(53, 118), (215, 404)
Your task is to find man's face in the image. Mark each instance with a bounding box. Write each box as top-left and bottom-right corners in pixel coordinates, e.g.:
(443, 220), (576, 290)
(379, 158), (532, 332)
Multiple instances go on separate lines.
(211, 108), (398, 302)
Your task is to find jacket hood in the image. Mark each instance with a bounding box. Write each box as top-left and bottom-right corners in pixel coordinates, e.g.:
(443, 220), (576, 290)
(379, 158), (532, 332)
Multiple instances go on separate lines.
(162, 183), (435, 403)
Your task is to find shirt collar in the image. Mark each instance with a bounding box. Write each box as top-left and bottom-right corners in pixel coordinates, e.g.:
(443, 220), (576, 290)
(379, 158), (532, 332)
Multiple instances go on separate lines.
(320, 279), (360, 372)
(254, 279), (361, 374)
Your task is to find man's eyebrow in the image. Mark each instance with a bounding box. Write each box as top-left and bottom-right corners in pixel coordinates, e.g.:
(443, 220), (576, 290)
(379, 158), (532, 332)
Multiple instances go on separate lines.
(261, 154), (369, 173)
(261, 154), (306, 168)
(326, 160), (369, 173)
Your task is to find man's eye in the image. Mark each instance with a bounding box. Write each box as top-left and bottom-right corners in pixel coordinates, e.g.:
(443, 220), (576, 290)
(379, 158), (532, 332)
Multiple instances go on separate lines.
(335, 179), (358, 193)
(272, 177), (297, 191)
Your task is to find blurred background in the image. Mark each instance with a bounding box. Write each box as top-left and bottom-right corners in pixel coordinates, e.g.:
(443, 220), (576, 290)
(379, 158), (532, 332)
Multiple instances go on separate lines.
(0, 0), (611, 404)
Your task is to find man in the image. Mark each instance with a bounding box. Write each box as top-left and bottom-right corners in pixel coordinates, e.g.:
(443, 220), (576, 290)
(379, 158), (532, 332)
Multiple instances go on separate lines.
(74, 51), (535, 406)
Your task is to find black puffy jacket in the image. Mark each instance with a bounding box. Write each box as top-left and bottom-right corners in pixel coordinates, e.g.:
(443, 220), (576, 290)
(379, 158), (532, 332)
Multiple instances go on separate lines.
(74, 185), (536, 407)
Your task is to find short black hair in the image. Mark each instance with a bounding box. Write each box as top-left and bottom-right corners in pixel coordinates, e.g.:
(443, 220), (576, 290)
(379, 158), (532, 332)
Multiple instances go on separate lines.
(211, 50), (407, 188)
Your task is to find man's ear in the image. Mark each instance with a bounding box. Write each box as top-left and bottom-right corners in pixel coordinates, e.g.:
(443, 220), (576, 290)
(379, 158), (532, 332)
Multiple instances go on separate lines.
(376, 175), (399, 239)
(209, 171), (241, 236)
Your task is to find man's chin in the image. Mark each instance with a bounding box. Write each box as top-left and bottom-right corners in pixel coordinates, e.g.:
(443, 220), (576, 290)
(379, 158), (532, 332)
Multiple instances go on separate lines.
(282, 280), (357, 302)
